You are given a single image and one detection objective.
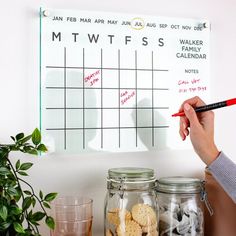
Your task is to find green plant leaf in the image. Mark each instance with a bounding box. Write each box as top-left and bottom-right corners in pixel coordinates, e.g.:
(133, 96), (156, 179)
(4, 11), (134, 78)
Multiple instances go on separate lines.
(39, 190), (43, 200)
(19, 134), (32, 144)
(10, 136), (15, 141)
(43, 202), (51, 209)
(0, 167), (11, 175)
(22, 197), (32, 210)
(31, 212), (46, 221)
(15, 159), (21, 170)
(27, 149), (38, 155)
(10, 205), (22, 215)
(46, 216), (55, 230)
(37, 144), (47, 152)
(44, 193), (58, 202)
(32, 197), (36, 207)
(23, 190), (32, 196)
(16, 133), (24, 141)
(13, 222), (25, 233)
(0, 205), (8, 221)
(20, 162), (33, 171)
(18, 171), (28, 176)
(7, 187), (18, 196)
(0, 221), (11, 231)
(32, 128), (41, 145)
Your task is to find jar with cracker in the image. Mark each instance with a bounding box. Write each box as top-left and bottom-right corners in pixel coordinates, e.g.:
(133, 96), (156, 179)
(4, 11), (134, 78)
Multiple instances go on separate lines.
(157, 177), (208, 236)
(104, 167), (159, 236)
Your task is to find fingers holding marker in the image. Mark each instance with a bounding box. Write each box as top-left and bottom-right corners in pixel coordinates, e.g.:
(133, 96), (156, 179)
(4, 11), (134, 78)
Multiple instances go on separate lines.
(179, 116), (189, 140)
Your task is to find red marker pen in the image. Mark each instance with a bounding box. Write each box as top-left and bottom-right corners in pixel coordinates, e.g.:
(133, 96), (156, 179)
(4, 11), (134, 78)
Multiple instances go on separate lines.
(172, 98), (236, 117)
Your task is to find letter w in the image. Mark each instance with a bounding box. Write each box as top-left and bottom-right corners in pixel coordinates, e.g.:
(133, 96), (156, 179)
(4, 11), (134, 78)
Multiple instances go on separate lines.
(88, 34), (99, 43)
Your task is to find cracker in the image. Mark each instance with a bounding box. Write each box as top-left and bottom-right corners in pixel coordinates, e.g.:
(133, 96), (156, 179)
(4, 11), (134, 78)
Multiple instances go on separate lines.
(131, 203), (157, 226)
(107, 208), (132, 226)
(117, 220), (142, 236)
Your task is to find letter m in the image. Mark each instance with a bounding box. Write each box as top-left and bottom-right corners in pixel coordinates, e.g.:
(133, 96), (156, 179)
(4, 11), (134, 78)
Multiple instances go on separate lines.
(52, 32), (61, 41)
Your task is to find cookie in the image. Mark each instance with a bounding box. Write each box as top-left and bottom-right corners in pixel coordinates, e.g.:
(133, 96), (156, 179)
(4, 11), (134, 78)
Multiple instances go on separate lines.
(117, 220), (142, 236)
(146, 230), (159, 236)
(142, 222), (157, 233)
(106, 229), (114, 236)
(107, 208), (132, 226)
(131, 203), (157, 226)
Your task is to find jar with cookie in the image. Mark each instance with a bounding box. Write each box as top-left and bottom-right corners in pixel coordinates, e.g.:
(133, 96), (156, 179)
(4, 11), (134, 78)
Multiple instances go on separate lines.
(104, 167), (158, 236)
(157, 177), (208, 236)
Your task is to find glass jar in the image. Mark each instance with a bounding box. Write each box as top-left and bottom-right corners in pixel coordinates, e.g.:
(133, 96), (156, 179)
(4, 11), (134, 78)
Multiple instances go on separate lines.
(157, 177), (206, 236)
(104, 167), (159, 236)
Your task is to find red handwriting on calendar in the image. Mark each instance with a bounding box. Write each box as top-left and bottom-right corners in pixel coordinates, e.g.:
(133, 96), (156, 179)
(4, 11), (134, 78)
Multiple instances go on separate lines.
(178, 78), (207, 93)
(120, 90), (136, 105)
(84, 70), (100, 86)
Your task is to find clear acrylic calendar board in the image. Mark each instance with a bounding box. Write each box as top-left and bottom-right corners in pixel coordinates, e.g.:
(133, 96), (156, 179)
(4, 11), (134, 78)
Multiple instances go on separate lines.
(40, 8), (210, 153)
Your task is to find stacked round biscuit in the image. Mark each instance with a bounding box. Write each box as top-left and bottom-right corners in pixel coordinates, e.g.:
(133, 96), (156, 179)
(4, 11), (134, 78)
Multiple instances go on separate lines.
(106, 203), (158, 236)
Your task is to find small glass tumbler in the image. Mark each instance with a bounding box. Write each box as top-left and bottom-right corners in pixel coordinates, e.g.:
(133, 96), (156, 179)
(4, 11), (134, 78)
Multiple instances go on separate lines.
(50, 196), (93, 236)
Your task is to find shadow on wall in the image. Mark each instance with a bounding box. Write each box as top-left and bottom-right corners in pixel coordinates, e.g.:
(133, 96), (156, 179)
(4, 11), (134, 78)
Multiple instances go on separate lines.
(132, 98), (167, 150)
(43, 70), (98, 152)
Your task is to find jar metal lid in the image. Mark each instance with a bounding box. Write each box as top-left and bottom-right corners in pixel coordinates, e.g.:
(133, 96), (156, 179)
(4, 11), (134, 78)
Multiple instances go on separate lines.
(157, 176), (203, 194)
(108, 167), (155, 183)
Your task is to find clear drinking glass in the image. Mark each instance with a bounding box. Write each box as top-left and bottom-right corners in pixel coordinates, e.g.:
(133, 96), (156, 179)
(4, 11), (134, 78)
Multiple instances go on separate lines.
(50, 196), (93, 236)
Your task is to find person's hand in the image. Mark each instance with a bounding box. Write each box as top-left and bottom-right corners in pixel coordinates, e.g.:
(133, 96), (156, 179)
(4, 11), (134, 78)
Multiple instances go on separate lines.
(179, 96), (220, 165)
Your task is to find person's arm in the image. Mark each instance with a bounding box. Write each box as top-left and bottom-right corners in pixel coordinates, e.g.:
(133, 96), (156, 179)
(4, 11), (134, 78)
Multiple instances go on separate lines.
(179, 96), (236, 203)
(208, 152), (236, 203)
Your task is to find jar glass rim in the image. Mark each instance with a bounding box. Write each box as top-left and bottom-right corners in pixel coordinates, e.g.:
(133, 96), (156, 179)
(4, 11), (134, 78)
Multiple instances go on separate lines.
(157, 176), (203, 193)
(108, 167), (155, 181)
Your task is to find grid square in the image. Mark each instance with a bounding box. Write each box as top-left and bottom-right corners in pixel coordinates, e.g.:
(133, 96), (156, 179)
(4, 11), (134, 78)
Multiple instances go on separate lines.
(120, 89), (136, 108)
(154, 128), (168, 149)
(103, 109), (118, 128)
(120, 109), (135, 128)
(120, 70), (135, 88)
(84, 69), (101, 88)
(45, 46), (64, 67)
(84, 89), (100, 108)
(103, 70), (118, 88)
(137, 128), (152, 148)
(86, 129), (100, 150)
(66, 110), (83, 128)
(66, 69), (83, 87)
(103, 89), (119, 108)
(120, 128), (136, 148)
(137, 71), (152, 89)
(45, 130), (65, 152)
(44, 109), (64, 129)
(85, 109), (101, 128)
(45, 69), (64, 87)
(120, 49), (135, 69)
(66, 47), (83, 68)
(84, 47), (101, 67)
(153, 71), (170, 89)
(154, 109), (170, 126)
(102, 48), (119, 68)
(103, 129), (119, 149)
(66, 130), (84, 151)
(137, 109), (152, 127)
(137, 90), (152, 107)
(44, 89), (64, 108)
(137, 50), (152, 70)
(66, 89), (83, 108)
(153, 90), (170, 107)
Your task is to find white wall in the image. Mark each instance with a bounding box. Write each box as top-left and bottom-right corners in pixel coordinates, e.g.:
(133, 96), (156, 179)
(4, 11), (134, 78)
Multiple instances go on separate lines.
(1, 0), (236, 235)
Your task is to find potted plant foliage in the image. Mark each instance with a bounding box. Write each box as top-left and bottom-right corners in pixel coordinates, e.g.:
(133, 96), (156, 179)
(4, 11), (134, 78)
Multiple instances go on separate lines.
(0, 128), (57, 236)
